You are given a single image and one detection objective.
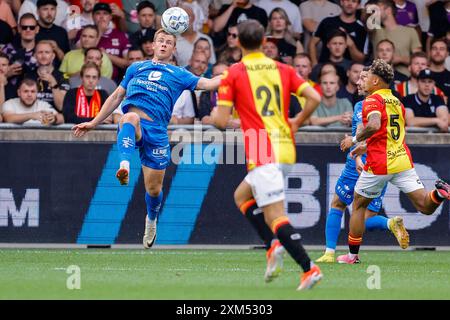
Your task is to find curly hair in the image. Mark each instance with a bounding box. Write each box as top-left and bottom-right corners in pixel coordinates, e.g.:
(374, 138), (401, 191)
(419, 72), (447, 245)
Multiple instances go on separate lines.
(369, 59), (394, 85)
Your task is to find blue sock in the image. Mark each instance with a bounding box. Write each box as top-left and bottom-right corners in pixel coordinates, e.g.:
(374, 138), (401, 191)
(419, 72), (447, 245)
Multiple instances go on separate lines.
(145, 192), (163, 221)
(117, 123), (136, 162)
(325, 208), (344, 250)
(365, 215), (389, 231)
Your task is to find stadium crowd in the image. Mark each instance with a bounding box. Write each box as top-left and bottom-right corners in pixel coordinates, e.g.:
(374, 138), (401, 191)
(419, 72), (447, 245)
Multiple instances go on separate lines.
(0, 0), (448, 131)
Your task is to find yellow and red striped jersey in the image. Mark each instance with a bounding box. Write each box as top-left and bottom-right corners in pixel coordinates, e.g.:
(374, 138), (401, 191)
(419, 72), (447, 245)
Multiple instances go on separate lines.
(362, 89), (414, 175)
(217, 52), (310, 170)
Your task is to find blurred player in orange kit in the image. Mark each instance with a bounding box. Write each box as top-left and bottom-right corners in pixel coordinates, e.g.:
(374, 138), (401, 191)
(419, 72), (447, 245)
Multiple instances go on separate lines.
(211, 19), (323, 290)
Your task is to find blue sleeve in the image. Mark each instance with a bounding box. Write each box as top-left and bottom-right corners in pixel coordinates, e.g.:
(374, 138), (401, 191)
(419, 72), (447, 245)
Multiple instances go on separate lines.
(120, 63), (138, 89)
(180, 68), (200, 91)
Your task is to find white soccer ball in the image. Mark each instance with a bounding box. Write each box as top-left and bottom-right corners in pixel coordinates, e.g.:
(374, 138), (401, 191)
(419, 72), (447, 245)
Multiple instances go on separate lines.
(161, 7), (189, 36)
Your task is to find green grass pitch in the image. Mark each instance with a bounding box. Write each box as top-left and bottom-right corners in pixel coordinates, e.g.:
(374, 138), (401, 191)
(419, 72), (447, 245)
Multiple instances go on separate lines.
(1, 249), (449, 300)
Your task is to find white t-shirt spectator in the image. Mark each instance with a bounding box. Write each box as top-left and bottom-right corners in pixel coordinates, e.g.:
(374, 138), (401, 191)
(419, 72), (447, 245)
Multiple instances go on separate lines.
(172, 90), (196, 119)
(2, 98), (58, 125)
(300, 0), (341, 33)
(257, 0), (303, 34)
(19, 0), (70, 27)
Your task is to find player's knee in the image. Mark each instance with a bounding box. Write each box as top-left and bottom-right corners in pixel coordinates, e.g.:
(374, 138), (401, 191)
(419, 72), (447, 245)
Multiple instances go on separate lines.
(331, 195), (346, 211)
(121, 112), (140, 126)
(146, 184), (162, 197)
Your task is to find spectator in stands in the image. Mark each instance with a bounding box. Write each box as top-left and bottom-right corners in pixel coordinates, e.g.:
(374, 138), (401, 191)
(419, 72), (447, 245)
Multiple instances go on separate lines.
(199, 62), (239, 127)
(337, 61), (364, 105)
(212, 0), (268, 49)
(19, 0), (69, 28)
(35, 0), (70, 62)
(427, 0), (450, 53)
(262, 37), (281, 61)
(316, 62), (343, 83)
(181, 0), (209, 33)
(64, 0), (98, 41)
(103, 0), (129, 32)
(216, 24), (241, 64)
(409, 0), (431, 48)
(62, 62), (118, 124)
(369, 0), (422, 77)
(403, 68), (448, 132)
(129, 1), (157, 48)
(174, 5), (216, 67)
(122, 0), (165, 34)
(310, 72), (353, 127)
(258, 0), (303, 40)
(375, 39), (408, 84)
(2, 78), (63, 125)
(93, 2), (131, 82)
(186, 51), (209, 78)
(300, 0), (342, 33)
(266, 7), (302, 65)
(429, 38), (450, 99)
(60, 25), (114, 79)
(300, 0), (341, 50)
(395, 51), (446, 99)
(140, 33), (155, 59)
(311, 29), (352, 81)
(192, 37), (214, 78)
(0, 0), (17, 31)
(393, 0), (419, 28)
(69, 47), (117, 95)
(309, 0), (367, 66)
(25, 40), (69, 111)
(0, 20), (14, 51)
(127, 47), (145, 63)
(293, 53), (319, 88)
(0, 52), (18, 104)
(2, 13), (40, 88)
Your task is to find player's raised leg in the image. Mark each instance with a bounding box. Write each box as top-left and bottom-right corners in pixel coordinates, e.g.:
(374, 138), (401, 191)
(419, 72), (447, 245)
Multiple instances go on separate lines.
(142, 166), (165, 249)
(116, 112), (142, 185)
(406, 179), (450, 215)
(234, 180), (284, 283)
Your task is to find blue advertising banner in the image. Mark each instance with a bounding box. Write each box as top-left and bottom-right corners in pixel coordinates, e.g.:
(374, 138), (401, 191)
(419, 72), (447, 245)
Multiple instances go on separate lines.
(0, 141), (448, 246)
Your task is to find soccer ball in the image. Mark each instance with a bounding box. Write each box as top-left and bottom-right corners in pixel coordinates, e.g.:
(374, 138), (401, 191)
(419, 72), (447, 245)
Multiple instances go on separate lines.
(161, 7), (189, 36)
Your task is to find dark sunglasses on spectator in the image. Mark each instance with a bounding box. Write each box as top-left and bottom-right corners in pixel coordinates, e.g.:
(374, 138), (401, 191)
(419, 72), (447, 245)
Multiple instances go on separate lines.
(227, 32), (238, 39)
(21, 25), (37, 30)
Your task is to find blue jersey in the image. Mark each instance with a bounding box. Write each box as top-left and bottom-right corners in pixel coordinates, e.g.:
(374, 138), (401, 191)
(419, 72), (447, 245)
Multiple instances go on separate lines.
(120, 60), (200, 127)
(342, 100), (367, 179)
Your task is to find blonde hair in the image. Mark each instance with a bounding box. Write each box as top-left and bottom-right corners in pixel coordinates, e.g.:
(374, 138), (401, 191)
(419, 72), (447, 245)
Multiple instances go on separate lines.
(154, 28), (177, 45)
(266, 7), (296, 47)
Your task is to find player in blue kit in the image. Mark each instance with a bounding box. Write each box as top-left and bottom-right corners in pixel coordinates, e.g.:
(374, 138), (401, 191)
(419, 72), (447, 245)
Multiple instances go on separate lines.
(316, 68), (410, 263)
(73, 29), (221, 249)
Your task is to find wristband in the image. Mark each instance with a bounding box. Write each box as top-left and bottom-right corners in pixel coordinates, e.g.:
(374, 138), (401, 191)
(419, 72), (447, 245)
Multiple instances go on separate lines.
(352, 136), (358, 144)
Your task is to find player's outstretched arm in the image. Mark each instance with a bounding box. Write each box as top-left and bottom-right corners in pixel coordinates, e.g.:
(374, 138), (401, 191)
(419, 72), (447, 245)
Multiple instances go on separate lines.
(290, 85), (321, 132)
(72, 86), (126, 137)
(196, 75), (222, 91)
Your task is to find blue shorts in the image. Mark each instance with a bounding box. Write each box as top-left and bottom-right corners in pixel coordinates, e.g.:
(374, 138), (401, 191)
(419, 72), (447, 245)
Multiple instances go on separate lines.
(335, 170), (386, 213)
(118, 118), (170, 170)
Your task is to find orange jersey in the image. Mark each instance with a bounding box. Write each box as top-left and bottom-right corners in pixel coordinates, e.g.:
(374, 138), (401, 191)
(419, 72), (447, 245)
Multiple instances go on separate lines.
(362, 89), (414, 175)
(217, 52), (310, 170)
